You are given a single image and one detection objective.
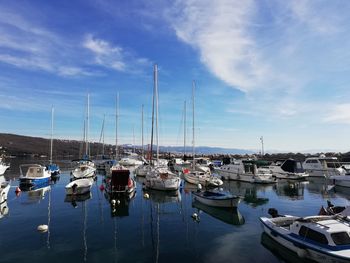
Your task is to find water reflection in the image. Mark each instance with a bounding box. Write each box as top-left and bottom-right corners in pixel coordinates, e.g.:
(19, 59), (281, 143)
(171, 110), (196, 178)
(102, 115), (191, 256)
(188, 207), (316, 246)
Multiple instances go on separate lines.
(273, 180), (307, 200)
(261, 232), (314, 263)
(0, 201), (9, 218)
(306, 177), (336, 198)
(20, 182), (51, 203)
(64, 192), (92, 208)
(224, 181), (271, 207)
(192, 200), (245, 225)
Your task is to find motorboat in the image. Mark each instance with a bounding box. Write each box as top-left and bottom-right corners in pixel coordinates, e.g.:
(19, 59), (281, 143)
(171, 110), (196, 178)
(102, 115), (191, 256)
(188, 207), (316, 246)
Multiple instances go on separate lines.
(135, 163), (152, 177)
(303, 155), (346, 177)
(183, 169), (223, 187)
(19, 164), (51, 186)
(268, 159), (309, 180)
(260, 209), (350, 263)
(192, 188), (241, 208)
(105, 165), (136, 194)
(144, 167), (181, 191)
(65, 178), (93, 195)
(71, 159), (96, 179)
(330, 175), (350, 188)
(118, 156), (143, 166)
(0, 157), (10, 175)
(215, 159), (276, 184)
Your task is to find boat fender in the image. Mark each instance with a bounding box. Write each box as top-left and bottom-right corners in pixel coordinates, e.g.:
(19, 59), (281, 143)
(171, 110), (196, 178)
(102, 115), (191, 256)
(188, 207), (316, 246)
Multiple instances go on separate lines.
(99, 184), (105, 191)
(111, 199), (116, 206)
(191, 213), (200, 222)
(117, 200), (121, 205)
(296, 248), (308, 258)
(143, 193), (150, 199)
(15, 187), (21, 195)
(37, 224), (48, 232)
(197, 184), (202, 191)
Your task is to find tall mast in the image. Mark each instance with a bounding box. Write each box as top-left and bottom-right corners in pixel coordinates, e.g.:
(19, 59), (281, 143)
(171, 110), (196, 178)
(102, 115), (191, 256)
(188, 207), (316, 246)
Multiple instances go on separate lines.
(50, 106), (54, 164)
(133, 125), (135, 153)
(260, 136), (264, 157)
(183, 100), (186, 159)
(192, 81), (195, 169)
(99, 114), (106, 157)
(85, 93), (90, 158)
(150, 65), (156, 165)
(116, 93), (119, 160)
(141, 104), (144, 158)
(155, 64), (159, 163)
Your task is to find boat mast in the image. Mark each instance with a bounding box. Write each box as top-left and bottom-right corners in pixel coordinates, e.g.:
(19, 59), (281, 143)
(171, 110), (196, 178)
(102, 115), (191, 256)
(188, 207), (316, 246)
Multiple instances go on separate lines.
(116, 93), (119, 160)
(85, 93), (90, 158)
(192, 81), (195, 170)
(99, 114), (106, 157)
(183, 100), (186, 160)
(141, 104), (144, 158)
(50, 106), (54, 165)
(150, 64), (156, 165)
(155, 64), (159, 163)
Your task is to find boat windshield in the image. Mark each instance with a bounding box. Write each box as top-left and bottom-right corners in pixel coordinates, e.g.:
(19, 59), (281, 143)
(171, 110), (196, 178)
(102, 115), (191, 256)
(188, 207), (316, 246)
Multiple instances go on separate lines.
(324, 159), (341, 168)
(331, 232), (350, 245)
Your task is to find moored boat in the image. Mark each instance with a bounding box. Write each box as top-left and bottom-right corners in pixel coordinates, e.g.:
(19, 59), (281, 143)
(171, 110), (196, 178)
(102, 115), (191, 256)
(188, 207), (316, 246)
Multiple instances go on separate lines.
(260, 210), (350, 263)
(192, 188), (241, 208)
(19, 164), (51, 186)
(268, 159), (309, 180)
(65, 178), (93, 195)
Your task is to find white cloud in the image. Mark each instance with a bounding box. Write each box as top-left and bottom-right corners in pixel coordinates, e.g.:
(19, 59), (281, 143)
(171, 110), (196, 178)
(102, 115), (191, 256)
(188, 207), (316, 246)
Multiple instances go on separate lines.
(83, 34), (151, 73)
(324, 104), (350, 124)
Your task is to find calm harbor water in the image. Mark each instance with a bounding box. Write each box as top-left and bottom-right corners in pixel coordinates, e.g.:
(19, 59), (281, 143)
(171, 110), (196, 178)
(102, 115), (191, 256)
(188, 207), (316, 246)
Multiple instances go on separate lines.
(1, 160), (350, 263)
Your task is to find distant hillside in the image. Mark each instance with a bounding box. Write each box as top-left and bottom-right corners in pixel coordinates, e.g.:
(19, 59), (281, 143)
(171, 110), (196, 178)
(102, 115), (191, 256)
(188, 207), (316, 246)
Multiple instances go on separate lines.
(0, 133), (111, 159)
(157, 145), (255, 155)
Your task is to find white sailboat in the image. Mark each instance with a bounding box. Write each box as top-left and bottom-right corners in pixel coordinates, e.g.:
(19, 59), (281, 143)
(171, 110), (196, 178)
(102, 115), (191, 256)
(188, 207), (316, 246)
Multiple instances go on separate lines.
(183, 81), (223, 187)
(72, 94), (96, 179)
(144, 64), (181, 191)
(46, 106), (60, 176)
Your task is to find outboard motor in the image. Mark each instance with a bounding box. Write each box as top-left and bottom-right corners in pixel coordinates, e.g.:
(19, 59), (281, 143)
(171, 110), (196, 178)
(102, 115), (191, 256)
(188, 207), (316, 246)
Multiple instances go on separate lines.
(268, 208), (280, 218)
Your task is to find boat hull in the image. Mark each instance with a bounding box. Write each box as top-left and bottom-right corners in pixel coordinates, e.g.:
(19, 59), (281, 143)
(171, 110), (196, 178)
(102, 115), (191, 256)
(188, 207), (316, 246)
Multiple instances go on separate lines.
(216, 169), (276, 184)
(0, 182), (10, 204)
(19, 176), (50, 186)
(0, 164), (9, 175)
(331, 176), (350, 187)
(260, 217), (350, 263)
(65, 179), (92, 195)
(145, 177), (181, 191)
(184, 172), (223, 187)
(192, 191), (240, 208)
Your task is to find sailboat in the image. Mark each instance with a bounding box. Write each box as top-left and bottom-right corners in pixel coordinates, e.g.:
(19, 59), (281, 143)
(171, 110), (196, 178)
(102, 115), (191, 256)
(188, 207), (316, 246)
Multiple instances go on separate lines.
(183, 81), (223, 187)
(46, 106), (60, 177)
(144, 64), (181, 191)
(72, 94), (96, 179)
(108, 93), (136, 195)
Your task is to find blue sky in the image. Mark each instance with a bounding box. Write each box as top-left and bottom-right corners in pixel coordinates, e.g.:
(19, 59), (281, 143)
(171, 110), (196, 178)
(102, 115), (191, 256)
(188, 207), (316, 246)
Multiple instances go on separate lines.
(1, 0), (350, 152)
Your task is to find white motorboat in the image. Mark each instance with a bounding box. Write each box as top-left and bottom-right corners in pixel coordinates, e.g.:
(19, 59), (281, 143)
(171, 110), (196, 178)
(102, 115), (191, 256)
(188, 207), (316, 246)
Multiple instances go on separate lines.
(216, 160), (276, 184)
(260, 210), (350, 263)
(192, 188), (241, 208)
(118, 157), (143, 166)
(65, 178), (93, 195)
(268, 159), (309, 180)
(183, 170), (223, 187)
(0, 157), (10, 175)
(19, 164), (51, 185)
(303, 155), (346, 177)
(71, 159), (96, 179)
(330, 175), (350, 188)
(145, 167), (181, 191)
(135, 163), (152, 177)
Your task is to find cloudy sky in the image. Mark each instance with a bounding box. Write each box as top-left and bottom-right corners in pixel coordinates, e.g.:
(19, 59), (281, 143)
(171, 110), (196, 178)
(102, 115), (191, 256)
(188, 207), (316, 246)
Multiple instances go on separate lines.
(1, 0), (350, 152)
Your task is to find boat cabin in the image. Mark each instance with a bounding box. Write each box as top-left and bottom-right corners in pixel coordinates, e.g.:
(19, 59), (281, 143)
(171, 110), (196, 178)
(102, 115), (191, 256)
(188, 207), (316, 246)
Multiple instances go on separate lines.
(278, 159), (305, 173)
(289, 217), (350, 246)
